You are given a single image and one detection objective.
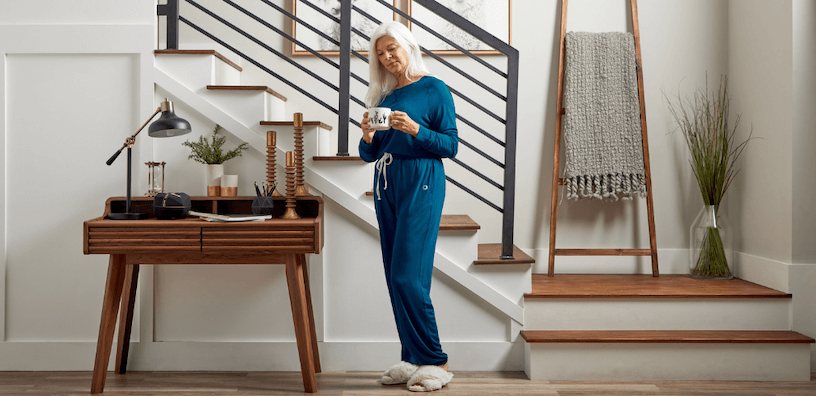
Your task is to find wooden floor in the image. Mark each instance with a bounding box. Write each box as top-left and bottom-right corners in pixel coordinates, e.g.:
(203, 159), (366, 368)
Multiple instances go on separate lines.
(1, 371), (815, 395)
(525, 274), (791, 298)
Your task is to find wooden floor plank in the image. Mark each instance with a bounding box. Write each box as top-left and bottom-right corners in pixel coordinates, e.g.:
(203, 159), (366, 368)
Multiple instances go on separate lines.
(526, 274), (791, 298)
(0, 371), (813, 395)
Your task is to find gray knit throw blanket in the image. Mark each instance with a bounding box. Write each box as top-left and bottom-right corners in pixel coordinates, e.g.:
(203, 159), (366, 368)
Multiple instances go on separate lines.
(563, 31), (646, 200)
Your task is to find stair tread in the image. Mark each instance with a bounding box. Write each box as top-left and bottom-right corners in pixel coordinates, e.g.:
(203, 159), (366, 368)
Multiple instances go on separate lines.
(207, 85), (287, 102)
(155, 49), (242, 71)
(440, 215), (480, 231)
(261, 120), (332, 131)
(474, 243), (534, 265)
(313, 156), (363, 161)
(520, 330), (815, 344)
(525, 274), (791, 299)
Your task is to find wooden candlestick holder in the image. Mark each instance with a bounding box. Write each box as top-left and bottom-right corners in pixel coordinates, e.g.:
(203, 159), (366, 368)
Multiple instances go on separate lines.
(266, 131), (282, 196)
(281, 151), (301, 219)
(293, 113), (310, 196)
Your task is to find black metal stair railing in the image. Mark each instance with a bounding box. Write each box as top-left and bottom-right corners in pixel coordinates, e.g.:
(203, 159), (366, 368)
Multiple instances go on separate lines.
(157, 0), (519, 260)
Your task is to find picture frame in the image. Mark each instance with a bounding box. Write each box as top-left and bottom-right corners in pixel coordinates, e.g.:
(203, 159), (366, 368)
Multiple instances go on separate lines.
(406, 0), (512, 55)
(291, 0), (400, 55)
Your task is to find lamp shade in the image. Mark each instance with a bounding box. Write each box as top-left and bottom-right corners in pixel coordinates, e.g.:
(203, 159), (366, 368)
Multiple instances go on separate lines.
(148, 99), (191, 137)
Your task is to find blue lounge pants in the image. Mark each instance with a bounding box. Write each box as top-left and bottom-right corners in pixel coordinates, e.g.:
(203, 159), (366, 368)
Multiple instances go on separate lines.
(374, 153), (448, 366)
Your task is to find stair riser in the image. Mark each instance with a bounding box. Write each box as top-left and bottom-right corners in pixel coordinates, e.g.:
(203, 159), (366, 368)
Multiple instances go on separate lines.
(156, 55), (238, 91)
(525, 343), (811, 381)
(205, 90), (284, 124)
(524, 299), (791, 330)
(436, 231), (479, 268)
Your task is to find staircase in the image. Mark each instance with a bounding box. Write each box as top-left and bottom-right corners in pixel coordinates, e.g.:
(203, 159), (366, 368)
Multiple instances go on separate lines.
(153, 33), (812, 383)
(153, 49), (533, 329)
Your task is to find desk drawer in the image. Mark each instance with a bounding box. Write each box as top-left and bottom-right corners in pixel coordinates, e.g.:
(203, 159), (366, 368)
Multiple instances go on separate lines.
(202, 225), (316, 252)
(87, 227), (200, 253)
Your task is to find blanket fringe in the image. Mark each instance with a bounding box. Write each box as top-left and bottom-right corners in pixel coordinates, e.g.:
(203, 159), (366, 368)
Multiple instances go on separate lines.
(566, 173), (646, 201)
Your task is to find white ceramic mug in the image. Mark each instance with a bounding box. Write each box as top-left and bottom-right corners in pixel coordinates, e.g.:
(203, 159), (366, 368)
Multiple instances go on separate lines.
(367, 107), (392, 131)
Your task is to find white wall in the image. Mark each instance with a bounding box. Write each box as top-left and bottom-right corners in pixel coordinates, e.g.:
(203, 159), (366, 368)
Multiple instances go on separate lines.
(791, 0), (816, 265)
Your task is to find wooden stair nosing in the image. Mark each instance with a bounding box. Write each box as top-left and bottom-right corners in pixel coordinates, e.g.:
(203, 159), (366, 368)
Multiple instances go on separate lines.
(473, 243), (535, 265)
(313, 156), (363, 161)
(524, 274), (792, 299)
(261, 121), (332, 131)
(520, 330), (816, 344)
(207, 85), (287, 102)
(154, 49), (242, 72)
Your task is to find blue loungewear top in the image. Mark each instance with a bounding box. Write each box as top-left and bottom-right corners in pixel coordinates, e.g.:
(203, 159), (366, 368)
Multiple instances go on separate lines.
(359, 75), (458, 366)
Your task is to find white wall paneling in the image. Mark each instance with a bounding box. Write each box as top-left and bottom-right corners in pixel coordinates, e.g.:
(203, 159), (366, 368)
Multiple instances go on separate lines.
(0, 22), (154, 348)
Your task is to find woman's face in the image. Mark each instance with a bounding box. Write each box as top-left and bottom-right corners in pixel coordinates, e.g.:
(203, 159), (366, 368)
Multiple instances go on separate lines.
(375, 35), (410, 77)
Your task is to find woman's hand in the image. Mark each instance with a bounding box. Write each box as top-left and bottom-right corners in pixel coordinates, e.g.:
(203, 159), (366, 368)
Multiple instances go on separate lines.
(361, 111), (376, 144)
(390, 111), (420, 137)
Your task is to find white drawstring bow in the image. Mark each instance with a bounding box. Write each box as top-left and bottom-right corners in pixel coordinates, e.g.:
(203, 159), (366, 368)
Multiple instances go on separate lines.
(375, 152), (393, 200)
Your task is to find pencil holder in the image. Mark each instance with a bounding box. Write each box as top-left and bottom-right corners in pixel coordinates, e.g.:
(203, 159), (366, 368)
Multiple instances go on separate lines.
(251, 196), (275, 216)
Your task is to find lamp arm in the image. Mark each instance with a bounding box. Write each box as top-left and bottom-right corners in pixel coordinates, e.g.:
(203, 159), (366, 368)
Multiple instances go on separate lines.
(106, 106), (162, 166)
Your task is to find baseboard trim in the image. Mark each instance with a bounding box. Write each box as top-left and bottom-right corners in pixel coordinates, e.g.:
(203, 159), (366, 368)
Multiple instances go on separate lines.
(0, 341), (523, 371)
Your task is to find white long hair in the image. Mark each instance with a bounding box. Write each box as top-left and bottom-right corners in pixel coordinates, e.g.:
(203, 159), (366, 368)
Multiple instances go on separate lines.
(365, 22), (429, 108)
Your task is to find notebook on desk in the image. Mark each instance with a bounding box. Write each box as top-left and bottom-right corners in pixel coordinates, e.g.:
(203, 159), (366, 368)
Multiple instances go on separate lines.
(188, 210), (272, 222)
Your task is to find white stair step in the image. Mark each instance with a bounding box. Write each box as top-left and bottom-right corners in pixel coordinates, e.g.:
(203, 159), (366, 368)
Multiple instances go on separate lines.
(523, 330), (814, 381)
(154, 50), (241, 88)
(524, 275), (792, 330)
(205, 86), (286, 124)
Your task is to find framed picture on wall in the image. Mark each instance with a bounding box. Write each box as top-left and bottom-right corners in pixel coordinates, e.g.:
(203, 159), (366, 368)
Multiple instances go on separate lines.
(406, 0), (512, 55)
(291, 0), (399, 55)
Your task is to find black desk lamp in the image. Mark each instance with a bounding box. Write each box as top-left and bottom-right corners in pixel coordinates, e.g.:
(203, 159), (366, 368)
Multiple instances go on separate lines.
(106, 98), (192, 220)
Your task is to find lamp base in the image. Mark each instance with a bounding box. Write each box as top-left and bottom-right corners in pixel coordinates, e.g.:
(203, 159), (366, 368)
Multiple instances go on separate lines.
(106, 212), (149, 220)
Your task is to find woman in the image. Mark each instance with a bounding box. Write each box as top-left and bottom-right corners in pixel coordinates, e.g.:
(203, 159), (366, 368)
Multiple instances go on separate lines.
(358, 21), (458, 392)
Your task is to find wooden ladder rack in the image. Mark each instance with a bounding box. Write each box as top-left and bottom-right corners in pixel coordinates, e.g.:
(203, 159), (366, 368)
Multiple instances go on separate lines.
(548, 0), (659, 277)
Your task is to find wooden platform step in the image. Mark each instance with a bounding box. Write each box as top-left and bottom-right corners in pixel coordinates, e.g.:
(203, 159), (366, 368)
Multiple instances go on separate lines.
(260, 120), (332, 130)
(313, 156), (363, 161)
(207, 85), (287, 102)
(154, 49), (242, 71)
(521, 330), (815, 344)
(474, 243), (534, 265)
(439, 215), (479, 231)
(525, 274), (791, 299)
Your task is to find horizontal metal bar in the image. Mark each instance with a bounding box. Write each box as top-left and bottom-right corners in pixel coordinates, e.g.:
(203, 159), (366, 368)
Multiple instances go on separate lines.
(458, 137), (504, 168)
(225, 0), (338, 68)
(446, 176), (503, 213)
(450, 158), (503, 191)
(554, 249), (652, 256)
(180, 16), (338, 115)
(447, 84), (506, 124)
(187, 1), (339, 92)
(376, 0), (507, 78)
(456, 114), (505, 147)
(260, 0), (339, 50)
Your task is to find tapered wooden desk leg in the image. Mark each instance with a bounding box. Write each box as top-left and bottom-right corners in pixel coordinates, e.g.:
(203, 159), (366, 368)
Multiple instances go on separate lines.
(285, 254), (317, 393)
(116, 263), (139, 374)
(91, 254), (127, 394)
(298, 254), (321, 373)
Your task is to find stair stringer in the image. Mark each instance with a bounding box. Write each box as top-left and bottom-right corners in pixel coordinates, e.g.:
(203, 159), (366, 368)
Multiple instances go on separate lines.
(153, 66), (524, 325)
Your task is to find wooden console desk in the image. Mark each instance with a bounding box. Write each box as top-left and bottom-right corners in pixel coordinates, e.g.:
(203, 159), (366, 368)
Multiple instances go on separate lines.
(83, 196), (323, 394)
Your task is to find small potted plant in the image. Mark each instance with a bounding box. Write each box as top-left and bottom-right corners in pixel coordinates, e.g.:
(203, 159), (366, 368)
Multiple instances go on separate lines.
(665, 76), (753, 279)
(182, 124), (249, 196)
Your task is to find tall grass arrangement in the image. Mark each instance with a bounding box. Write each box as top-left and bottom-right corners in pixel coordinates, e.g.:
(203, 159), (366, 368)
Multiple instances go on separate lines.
(182, 124), (249, 164)
(665, 76), (753, 278)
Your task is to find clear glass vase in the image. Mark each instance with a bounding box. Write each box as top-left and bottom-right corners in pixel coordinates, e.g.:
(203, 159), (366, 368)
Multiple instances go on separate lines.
(689, 205), (734, 279)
